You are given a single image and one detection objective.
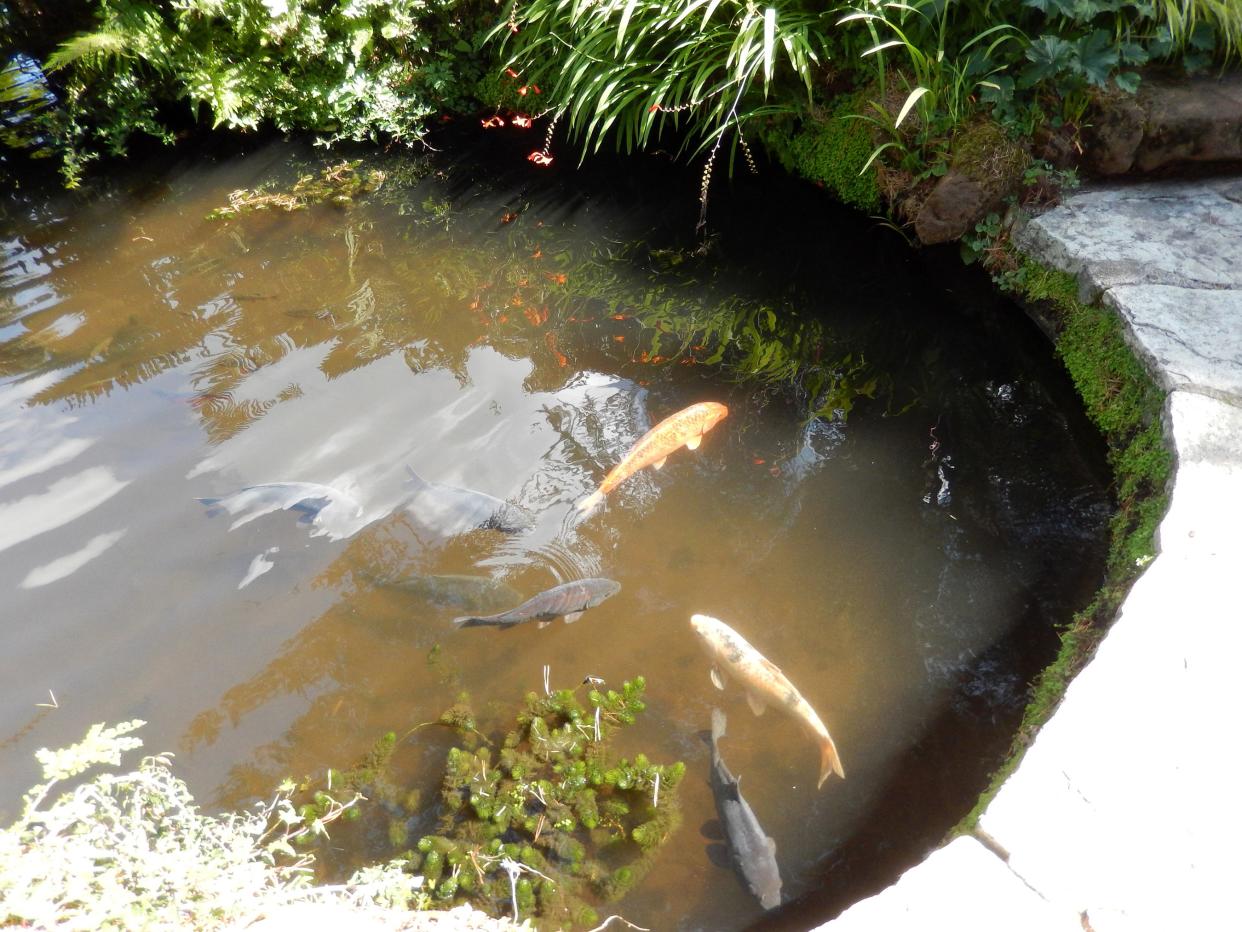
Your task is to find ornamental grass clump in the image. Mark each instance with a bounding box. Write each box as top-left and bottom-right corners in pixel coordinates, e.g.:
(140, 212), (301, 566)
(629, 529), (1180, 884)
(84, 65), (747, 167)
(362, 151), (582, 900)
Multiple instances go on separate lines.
(0, 720), (423, 930)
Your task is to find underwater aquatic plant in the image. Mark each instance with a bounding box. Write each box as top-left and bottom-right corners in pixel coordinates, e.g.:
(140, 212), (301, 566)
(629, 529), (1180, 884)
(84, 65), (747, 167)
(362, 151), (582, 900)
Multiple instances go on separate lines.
(304, 675), (684, 928)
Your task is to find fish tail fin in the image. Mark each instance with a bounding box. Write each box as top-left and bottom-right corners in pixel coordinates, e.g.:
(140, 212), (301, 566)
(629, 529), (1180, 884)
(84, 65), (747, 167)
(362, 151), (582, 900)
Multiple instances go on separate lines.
(711, 708), (726, 743)
(451, 616), (483, 628)
(576, 488), (604, 514)
(817, 734), (845, 789)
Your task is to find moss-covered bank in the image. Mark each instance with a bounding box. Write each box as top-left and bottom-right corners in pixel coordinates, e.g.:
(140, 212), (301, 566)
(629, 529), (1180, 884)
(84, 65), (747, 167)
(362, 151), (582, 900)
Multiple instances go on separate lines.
(953, 251), (1171, 834)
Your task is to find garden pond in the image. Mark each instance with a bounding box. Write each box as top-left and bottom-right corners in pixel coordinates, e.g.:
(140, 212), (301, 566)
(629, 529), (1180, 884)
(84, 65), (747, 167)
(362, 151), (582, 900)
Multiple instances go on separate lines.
(0, 133), (1111, 930)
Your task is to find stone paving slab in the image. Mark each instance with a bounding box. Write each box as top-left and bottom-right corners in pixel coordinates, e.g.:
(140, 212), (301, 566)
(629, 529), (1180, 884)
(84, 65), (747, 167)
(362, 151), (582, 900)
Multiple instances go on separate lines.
(951, 392), (1242, 932)
(825, 837), (1081, 932)
(979, 548), (1241, 931)
(1014, 178), (1242, 297)
(1104, 285), (1242, 403)
(1157, 391), (1242, 559)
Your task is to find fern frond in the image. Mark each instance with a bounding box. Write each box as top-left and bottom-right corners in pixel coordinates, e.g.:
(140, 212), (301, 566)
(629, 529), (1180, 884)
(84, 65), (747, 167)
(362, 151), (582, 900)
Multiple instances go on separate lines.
(45, 31), (132, 72)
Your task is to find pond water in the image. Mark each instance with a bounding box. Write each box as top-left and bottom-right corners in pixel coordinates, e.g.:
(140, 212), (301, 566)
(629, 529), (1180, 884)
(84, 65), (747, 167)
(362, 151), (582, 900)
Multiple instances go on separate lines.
(0, 134), (1111, 929)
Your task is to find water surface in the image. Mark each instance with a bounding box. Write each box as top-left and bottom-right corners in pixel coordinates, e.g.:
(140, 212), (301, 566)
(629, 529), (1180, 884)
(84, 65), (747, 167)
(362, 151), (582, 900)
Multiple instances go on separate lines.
(0, 136), (1110, 929)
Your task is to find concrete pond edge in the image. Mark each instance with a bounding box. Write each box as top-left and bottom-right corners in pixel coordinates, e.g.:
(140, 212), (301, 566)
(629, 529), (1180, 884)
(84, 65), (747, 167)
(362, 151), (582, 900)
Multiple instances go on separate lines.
(819, 176), (1242, 932)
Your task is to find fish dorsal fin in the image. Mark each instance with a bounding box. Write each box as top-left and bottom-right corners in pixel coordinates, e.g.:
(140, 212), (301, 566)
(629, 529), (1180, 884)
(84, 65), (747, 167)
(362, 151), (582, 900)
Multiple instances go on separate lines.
(710, 666), (726, 691)
(685, 435), (702, 451)
(746, 691), (767, 716)
(652, 456), (668, 470)
(563, 611), (584, 624)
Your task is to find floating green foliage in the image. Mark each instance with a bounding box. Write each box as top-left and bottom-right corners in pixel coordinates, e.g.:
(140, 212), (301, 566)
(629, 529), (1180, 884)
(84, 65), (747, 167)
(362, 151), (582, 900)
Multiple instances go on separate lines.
(406, 676), (684, 926)
(296, 676), (683, 928)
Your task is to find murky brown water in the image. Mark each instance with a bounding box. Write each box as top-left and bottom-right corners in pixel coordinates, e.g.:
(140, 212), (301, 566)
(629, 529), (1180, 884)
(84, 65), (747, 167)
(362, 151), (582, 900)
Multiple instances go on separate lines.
(0, 137), (1110, 929)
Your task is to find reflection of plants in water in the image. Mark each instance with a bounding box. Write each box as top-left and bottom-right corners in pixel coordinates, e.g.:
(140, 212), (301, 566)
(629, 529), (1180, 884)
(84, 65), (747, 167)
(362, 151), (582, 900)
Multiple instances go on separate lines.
(205, 160), (388, 220)
(300, 676), (683, 928)
(2, 151), (881, 441)
(542, 239), (884, 418)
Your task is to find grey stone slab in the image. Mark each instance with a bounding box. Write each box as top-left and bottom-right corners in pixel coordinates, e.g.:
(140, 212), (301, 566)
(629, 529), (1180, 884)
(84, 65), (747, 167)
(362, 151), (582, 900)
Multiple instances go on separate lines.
(1158, 391), (1242, 560)
(1014, 179), (1242, 298)
(819, 837), (1080, 932)
(1103, 284), (1242, 403)
(979, 544), (1242, 932)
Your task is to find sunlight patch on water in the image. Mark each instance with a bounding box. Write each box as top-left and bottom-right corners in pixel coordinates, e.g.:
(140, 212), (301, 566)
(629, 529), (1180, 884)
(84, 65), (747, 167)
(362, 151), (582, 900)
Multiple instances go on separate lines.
(20, 528), (128, 589)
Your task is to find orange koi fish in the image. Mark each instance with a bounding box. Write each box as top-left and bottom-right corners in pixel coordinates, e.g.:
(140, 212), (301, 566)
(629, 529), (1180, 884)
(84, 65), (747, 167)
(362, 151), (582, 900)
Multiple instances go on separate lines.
(576, 401), (727, 513)
(690, 613), (845, 789)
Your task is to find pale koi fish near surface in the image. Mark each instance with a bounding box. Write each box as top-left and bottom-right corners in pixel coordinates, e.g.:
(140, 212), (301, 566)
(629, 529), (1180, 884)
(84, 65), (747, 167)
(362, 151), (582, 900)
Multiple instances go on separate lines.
(576, 401), (728, 513)
(690, 613), (845, 789)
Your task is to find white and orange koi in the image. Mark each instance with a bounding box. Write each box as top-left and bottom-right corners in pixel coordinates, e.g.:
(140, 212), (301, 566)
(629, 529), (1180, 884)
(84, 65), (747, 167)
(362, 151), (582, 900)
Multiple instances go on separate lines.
(576, 401), (728, 513)
(690, 613), (844, 790)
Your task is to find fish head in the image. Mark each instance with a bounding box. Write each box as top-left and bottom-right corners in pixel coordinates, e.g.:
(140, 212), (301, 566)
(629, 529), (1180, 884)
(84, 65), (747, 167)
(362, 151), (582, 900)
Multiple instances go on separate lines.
(698, 401), (729, 431)
(690, 613), (729, 656)
(583, 577), (622, 607)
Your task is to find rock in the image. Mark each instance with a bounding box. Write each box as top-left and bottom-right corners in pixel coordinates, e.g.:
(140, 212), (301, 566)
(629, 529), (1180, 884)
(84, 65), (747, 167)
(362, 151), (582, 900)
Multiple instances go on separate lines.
(1085, 73), (1242, 176)
(914, 170), (994, 245)
(1083, 89), (1145, 174)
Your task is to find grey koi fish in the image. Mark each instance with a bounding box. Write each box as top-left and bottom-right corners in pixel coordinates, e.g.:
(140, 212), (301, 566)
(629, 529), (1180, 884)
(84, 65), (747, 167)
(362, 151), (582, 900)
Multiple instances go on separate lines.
(452, 577), (620, 629)
(708, 708), (782, 910)
(376, 573), (522, 613)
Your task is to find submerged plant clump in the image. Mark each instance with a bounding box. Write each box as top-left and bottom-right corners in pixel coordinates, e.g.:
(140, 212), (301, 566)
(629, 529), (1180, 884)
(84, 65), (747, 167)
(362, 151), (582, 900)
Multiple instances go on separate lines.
(207, 159), (387, 219)
(305, 676), (684, 928)
(413, 676), (683, 927)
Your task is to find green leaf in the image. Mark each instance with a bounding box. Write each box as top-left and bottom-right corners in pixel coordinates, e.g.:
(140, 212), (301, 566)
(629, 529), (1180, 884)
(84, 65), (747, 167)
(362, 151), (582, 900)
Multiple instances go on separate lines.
(1076, 29), (1117, 87)
(351, 23), (373, 61)
(616, 0), (641, 55)
(762, 8), (775, 90)
(1113, 70), (1141, 94)
(894, 86), (930, 128)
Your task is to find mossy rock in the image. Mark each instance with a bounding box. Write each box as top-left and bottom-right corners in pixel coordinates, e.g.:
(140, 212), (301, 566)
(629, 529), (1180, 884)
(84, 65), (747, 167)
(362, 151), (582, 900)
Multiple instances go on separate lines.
(950, 119), (1029, 195)
(759, 91), (882, 212)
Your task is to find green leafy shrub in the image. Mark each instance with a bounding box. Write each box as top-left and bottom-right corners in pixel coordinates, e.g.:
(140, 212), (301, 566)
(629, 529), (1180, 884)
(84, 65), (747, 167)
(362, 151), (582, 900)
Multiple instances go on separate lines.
(37, 0), (490, 185)
(496, 0), (831, 180)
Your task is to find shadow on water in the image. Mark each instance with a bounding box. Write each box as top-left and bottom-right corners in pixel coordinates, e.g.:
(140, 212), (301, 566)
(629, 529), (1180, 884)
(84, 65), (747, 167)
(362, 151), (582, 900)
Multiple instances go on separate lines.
(0, 128), (1111, 930)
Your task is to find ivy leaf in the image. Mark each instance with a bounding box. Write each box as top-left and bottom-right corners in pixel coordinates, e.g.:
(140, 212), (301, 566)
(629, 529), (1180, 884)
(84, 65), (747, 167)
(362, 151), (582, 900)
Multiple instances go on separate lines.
(1147, 24), (1174, 60)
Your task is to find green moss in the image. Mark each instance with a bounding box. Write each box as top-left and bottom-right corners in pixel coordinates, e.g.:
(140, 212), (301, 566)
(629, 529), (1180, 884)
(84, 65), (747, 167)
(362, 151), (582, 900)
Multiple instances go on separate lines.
(759, 92), (881, 212)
